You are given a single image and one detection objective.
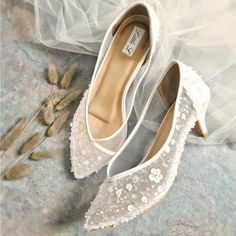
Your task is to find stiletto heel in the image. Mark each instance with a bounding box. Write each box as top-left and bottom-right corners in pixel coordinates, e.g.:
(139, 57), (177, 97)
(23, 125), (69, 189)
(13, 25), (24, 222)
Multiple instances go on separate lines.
(195, 110), (208, 137)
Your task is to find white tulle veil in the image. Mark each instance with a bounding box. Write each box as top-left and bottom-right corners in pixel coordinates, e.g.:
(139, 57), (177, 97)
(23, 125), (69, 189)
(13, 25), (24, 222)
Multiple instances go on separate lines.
(25, 0), (236, 145)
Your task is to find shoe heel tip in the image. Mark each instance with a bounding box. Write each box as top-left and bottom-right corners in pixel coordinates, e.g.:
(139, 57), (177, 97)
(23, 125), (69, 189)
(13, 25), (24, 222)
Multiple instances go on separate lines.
(201, 132), (209, 138)
(194, 120), (208, 138)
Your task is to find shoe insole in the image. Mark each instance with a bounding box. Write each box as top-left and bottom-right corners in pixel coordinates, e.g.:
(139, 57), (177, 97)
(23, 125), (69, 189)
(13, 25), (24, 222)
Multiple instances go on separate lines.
(88, 15), (150, 139)
(141, 102), (175, 162)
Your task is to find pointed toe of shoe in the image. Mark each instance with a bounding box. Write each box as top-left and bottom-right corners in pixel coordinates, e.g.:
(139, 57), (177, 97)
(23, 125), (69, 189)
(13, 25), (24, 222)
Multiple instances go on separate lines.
(84, 178), (145, 231)
(84, 181), (124, 231)
(84, 163), (177, 231)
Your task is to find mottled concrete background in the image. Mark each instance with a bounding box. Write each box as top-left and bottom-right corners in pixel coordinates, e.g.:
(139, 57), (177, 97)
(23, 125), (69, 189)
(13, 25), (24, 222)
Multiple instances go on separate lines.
(1, 1), (236, 236)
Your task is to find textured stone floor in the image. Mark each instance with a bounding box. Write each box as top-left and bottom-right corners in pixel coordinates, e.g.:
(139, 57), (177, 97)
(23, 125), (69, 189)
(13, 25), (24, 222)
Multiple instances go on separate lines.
(1, 1), (236, 236)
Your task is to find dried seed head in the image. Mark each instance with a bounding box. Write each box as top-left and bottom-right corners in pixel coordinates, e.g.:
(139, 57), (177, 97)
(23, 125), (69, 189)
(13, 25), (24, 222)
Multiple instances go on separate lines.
(61, 62), (78, 89)
(48, 64), (59, 85)
(4, 163), (32, 180)
(1, 118), (29, 150)
(30, 151), (53, 160)
(20, 131), (45, 154)
(43, 100), (55, 125)
(55, 88), (82, 111)
(47, 111), (70, 137)
(48, 90), (67, 106)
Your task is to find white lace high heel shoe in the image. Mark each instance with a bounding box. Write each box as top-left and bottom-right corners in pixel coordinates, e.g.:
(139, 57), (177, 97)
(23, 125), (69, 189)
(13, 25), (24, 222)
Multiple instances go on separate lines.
(70, 2), (160, 178)
(84, 61), (211, 231)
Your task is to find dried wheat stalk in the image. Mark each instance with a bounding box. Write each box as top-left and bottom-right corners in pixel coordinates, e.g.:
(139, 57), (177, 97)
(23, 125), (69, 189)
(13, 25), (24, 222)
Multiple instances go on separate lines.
(48, 90), (67, 106)
(61, 62), (78, 88)
(20, 131), (45, 154)
(43, 100), (55, 125)
(48, 64), (59, 85)
(47, 111), (70, 136)
(55, 88), (82, 111)
(4, 163), (32, 180)
(30, 150), (53, 160)
(1, 118), (29, 151)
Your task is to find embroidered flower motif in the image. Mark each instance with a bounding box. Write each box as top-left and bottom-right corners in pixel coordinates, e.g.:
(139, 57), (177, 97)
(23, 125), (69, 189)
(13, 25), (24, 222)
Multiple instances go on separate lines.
(115, 189), (123, 198)
(149, 168), (163, 183)
(125, 183), (132, 191)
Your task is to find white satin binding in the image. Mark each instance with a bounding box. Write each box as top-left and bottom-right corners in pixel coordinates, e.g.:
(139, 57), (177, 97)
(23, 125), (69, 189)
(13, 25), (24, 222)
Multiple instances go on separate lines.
(70, 2), (160, 179)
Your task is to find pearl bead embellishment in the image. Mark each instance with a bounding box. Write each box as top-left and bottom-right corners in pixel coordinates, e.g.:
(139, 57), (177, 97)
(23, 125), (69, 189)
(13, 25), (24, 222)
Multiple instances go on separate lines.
(107, 186), (113, 193)
(141, 196), (147, 203)
(165, 146), (170, 153)
(171, 139), (176, 145)
(127, 205), (134, 211)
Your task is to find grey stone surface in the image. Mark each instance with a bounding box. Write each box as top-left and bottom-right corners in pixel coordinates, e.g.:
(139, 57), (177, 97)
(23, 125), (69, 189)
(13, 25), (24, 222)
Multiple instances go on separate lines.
(1, 1), (236, 236)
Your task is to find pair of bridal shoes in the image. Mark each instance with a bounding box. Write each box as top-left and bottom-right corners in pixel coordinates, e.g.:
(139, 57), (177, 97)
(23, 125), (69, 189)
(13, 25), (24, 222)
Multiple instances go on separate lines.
(69, 1), (210, 231)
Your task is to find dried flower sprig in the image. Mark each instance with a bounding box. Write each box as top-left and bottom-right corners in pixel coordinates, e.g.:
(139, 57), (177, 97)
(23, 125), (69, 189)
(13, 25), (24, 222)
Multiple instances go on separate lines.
(20, 131), (45, 154)
(2, 61), (82, 180)
(30, 150), (53, 160)
(61, 62), (78, 88)
(55, 88), (82, 111)
(47, 111), (70, 136)
(43, 100), (55, 125)
(48, 64), (59, 85)
(48, 90), (67, 106)
(4, 163), (32, 180)
(1, 118), (29, 151)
